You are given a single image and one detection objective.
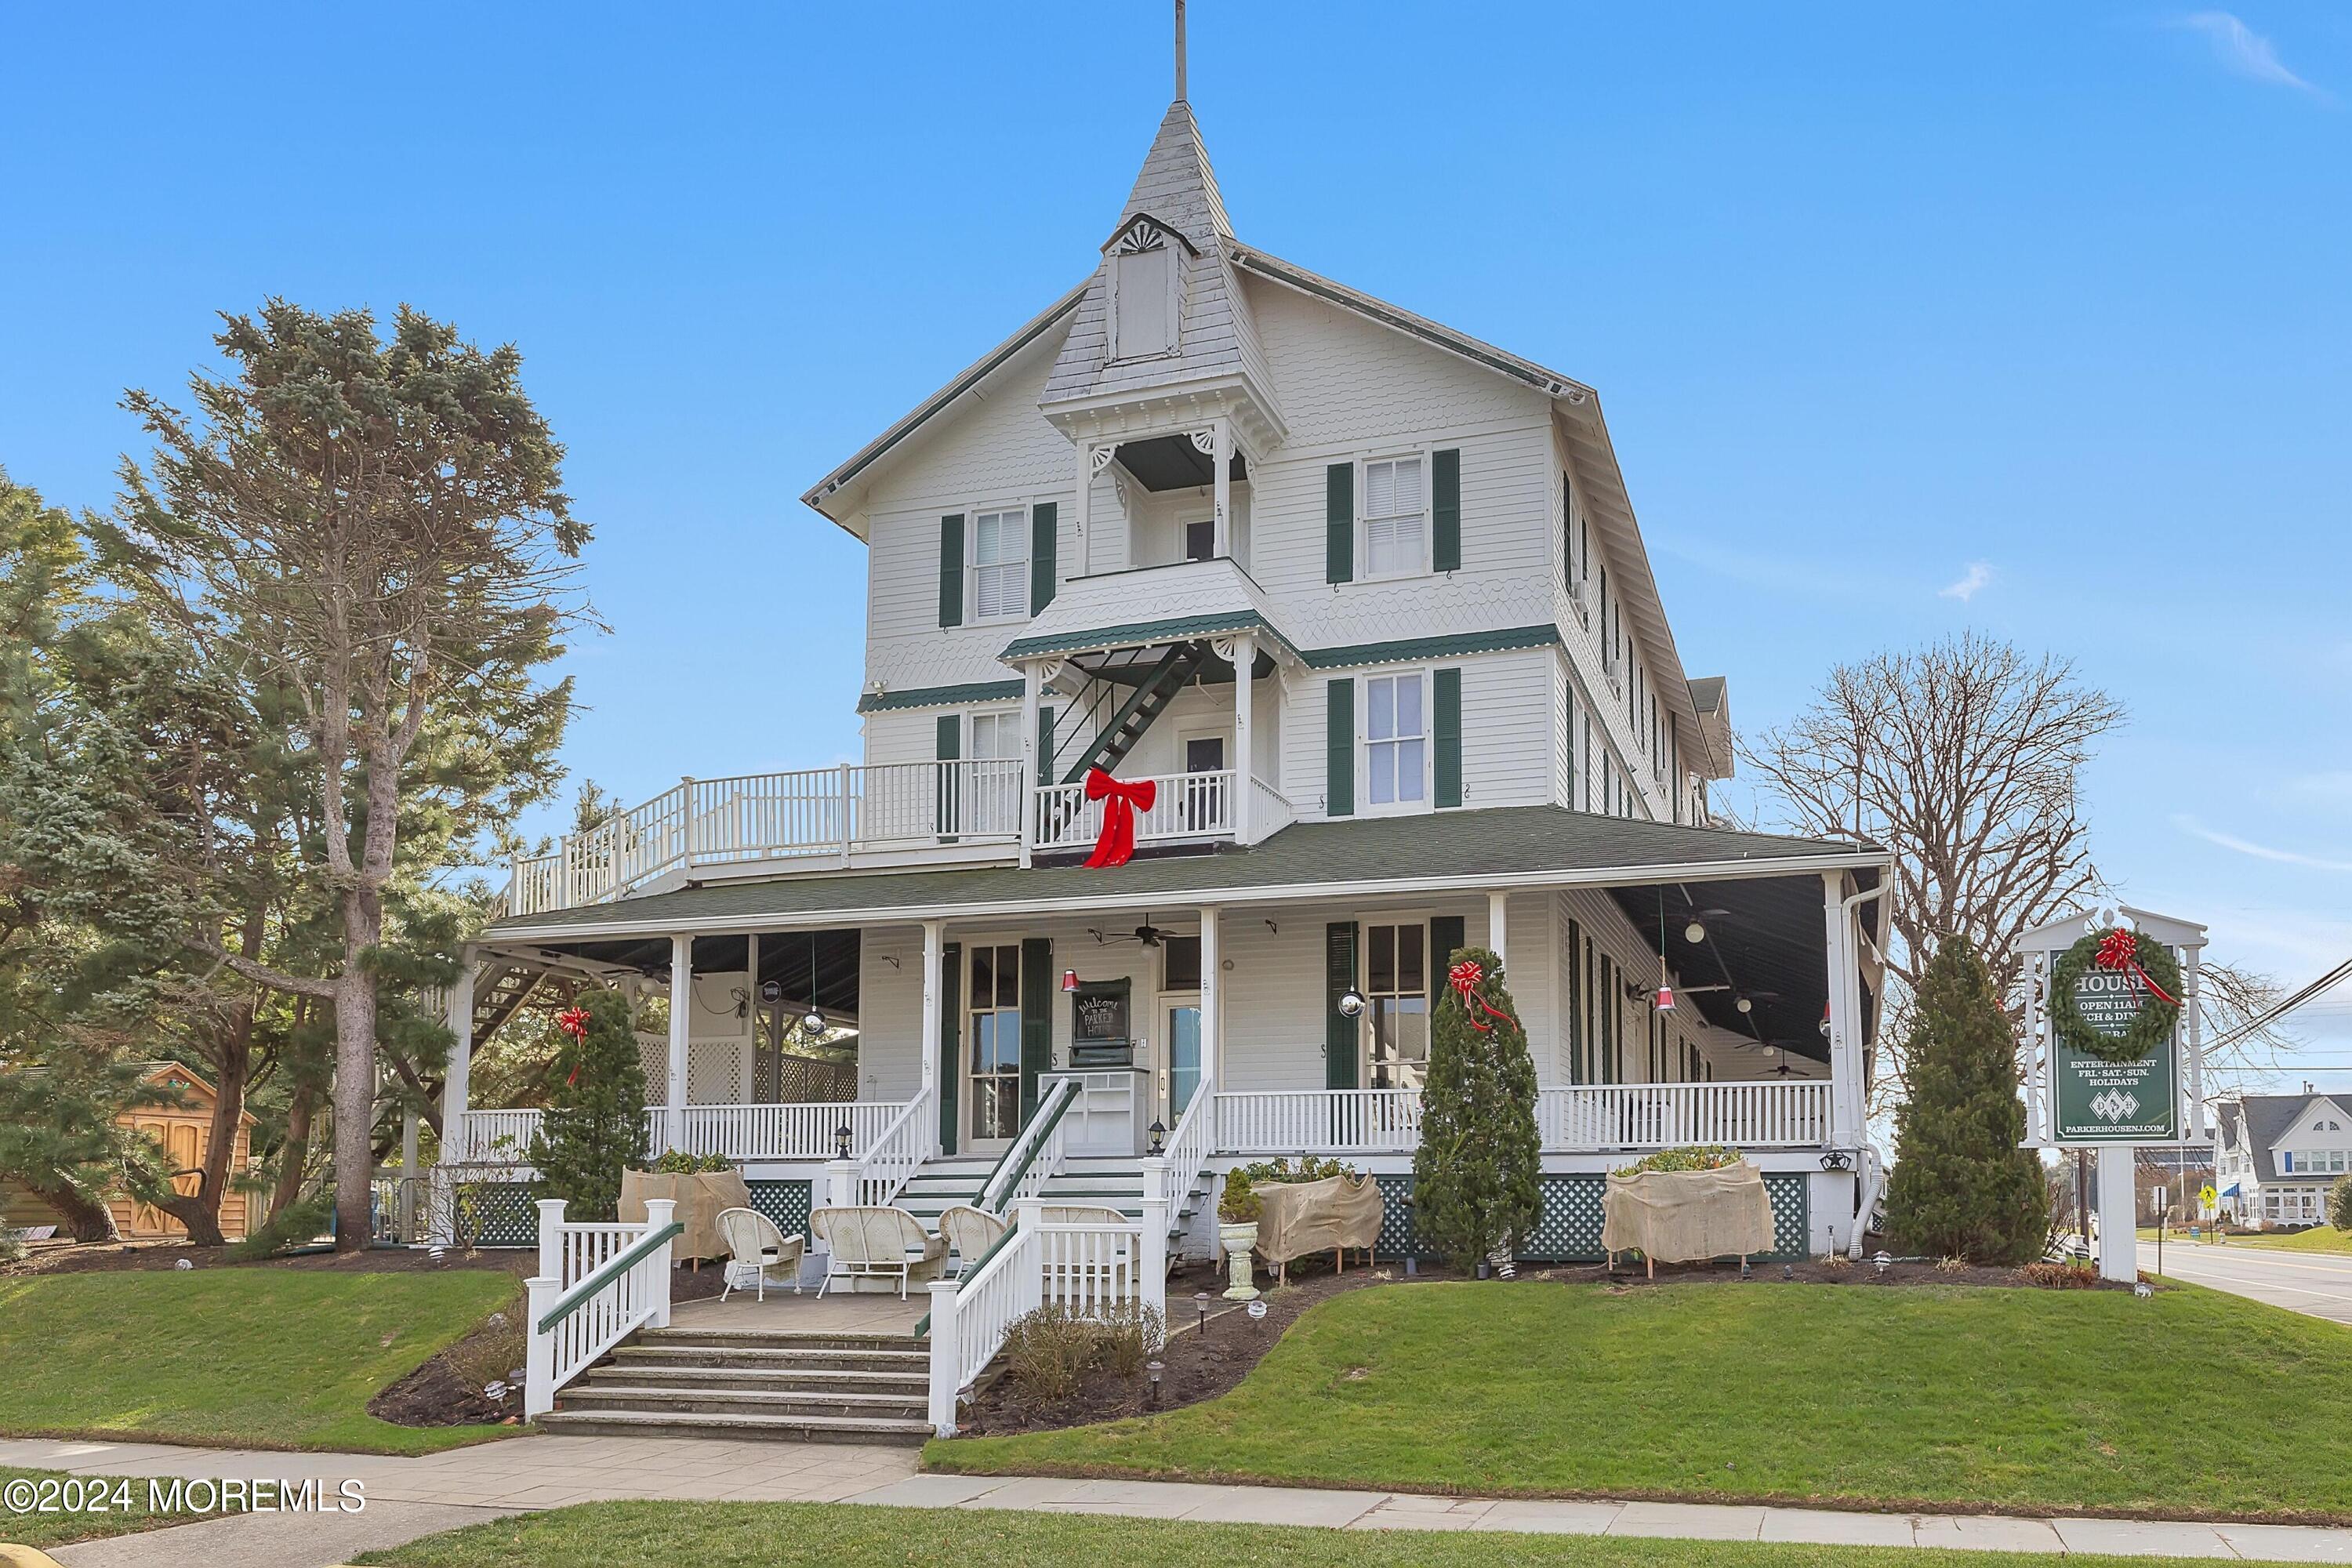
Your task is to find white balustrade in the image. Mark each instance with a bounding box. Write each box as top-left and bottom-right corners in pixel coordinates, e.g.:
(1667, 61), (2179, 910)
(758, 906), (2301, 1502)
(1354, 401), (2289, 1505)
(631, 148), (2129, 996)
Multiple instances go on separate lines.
(1536, 1080), (1831, 1151)
(505, 760), (1029, 915)
(452, 1109), (543, 1163)
(524, 1197), (677, 1418)
(1214, 1087), (1423, 1155)
(677, 1101), (902, 1161)
(836, 1087), (935, 1207)
(1030, 769), (1236, 853)
(1247, 775), (1295, 840)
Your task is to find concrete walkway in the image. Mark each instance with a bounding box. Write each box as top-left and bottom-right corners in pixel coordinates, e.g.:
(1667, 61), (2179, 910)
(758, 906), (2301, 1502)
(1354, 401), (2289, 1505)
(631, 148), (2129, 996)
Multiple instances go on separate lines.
(10, 1434), (2352, 1565)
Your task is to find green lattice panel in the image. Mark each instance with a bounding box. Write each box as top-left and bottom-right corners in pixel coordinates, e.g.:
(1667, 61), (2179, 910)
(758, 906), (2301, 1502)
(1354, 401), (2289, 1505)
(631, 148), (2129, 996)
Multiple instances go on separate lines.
(1764, 1173), (1809, 1261)
(469, 1183), (539, 1247)
(1523, 1174), (1606, 1261)
(746, 1179), (812, 1241)
(1374, 1174), (1426, 1260)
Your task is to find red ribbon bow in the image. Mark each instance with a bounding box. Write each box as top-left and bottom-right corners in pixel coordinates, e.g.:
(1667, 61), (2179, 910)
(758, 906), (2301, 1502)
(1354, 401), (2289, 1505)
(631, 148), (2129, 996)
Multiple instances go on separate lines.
(2092, 927), (2179, 1007)
(1446, 958), (1520, 1034)
(555, 1006), (590, 1085)
(1083, 768), (1157, 869)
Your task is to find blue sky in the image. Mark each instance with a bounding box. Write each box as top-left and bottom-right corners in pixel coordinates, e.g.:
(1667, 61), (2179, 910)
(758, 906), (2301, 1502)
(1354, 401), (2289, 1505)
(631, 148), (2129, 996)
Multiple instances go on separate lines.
(4, 4), (2347, 1077)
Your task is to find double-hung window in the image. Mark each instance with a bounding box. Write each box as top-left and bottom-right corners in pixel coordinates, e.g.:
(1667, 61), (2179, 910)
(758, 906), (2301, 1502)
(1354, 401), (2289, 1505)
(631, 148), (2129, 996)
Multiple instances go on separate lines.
(1362, 456), (1425, 579)
(1365, 672), (1426, 809)
(1364, 921), (1430, 1091)
(970, 509), (1028, 621)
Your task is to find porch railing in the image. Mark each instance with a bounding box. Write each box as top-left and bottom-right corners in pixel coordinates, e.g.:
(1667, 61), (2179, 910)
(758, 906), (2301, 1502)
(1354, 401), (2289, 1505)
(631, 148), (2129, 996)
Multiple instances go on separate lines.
(1249, 776), (1296, 840)
(835, 1087), (935, 1207)
(1031, 769), (1235, 853)
(1537, 1080), (1831, 1151)
(524, 1197), (678, 1418)
(507, 760), (1027, 915)
(1213, 1080), (1832, 1156)
(452, 1102), (900, 1166)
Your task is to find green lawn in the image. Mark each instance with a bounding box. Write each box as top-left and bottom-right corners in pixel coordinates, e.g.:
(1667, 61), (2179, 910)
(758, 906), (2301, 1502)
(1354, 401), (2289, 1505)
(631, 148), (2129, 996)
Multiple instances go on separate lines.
(930, 1279), (2352, 1519)
(2240, 1225), (2352, 1254)
(0, 1266), (519, 1454)
(352, 1499), (2300, 1568)
(0, 1465), (250, 1549)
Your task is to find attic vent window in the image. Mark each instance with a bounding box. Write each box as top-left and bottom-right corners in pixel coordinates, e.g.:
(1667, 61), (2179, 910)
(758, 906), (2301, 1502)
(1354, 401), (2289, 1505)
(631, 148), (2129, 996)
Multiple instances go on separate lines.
(1109, 222), (1180, 361)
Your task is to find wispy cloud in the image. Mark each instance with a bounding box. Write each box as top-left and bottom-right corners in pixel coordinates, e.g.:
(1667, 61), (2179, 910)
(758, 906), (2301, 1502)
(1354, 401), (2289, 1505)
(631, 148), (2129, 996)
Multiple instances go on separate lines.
(2173, 12), (2323, 96)
(1940, 561), (1994, 602)
(2282, 771), (2352, 808)
(2175, 813), (2352, 872)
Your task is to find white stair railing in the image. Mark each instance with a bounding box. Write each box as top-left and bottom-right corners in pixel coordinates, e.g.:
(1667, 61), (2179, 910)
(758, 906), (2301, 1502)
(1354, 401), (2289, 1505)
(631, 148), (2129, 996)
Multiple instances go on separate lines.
(830, 1087), (935, 1207)
(924, 1203), (1147, 1438)
(976, 1076), (1080, 1214)
(524, 1197), (678, 1418)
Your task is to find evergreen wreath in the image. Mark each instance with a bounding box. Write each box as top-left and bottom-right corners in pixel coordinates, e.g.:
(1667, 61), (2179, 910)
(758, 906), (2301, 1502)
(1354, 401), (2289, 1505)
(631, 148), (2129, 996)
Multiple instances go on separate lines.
(2048, 928), (2182, 1064)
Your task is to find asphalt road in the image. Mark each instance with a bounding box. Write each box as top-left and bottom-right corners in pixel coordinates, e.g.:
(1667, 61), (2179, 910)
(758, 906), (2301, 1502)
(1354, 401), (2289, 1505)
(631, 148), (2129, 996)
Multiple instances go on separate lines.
(2139, 1236), (2352, 1326)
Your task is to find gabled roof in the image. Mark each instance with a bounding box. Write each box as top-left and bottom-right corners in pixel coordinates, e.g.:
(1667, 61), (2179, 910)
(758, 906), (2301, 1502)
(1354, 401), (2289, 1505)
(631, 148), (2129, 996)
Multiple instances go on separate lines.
(1040, 100), (1282, 426)
(2219, 1093), (2350, 1184)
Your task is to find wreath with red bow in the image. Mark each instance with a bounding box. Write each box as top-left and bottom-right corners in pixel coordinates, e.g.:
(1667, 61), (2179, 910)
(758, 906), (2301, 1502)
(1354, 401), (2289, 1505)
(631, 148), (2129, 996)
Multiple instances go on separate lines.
(2049, 927), (2183, 1064)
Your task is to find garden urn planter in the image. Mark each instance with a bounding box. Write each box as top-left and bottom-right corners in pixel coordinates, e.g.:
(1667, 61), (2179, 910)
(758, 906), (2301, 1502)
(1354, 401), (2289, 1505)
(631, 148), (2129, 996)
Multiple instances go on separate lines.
(1219, 1221), (1261, 1300)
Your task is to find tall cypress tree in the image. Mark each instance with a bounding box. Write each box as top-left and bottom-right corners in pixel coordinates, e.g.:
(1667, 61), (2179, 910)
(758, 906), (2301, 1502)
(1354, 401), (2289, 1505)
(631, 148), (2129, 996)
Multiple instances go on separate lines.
(529, 988), (647, 1221)
(1884, 936), (2049, 1263)
(1413, 943), (1542, 1269)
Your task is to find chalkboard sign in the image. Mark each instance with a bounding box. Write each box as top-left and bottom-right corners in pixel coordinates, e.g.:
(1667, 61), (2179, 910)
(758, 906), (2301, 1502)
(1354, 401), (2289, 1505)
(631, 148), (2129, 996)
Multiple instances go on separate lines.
(1070, 978), (1131, 1066)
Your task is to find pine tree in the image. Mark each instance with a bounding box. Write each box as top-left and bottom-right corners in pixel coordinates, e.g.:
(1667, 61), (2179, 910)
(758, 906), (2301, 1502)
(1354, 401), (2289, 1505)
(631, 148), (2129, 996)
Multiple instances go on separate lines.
(1412, 943), (1542, 1269)
(529, 989), (647, 1221)
(1884, 935), (2049, 1262)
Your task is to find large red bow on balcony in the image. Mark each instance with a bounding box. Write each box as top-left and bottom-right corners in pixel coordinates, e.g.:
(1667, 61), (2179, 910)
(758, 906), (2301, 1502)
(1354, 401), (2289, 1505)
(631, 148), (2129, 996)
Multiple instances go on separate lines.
(1083, 768), (1157, 869)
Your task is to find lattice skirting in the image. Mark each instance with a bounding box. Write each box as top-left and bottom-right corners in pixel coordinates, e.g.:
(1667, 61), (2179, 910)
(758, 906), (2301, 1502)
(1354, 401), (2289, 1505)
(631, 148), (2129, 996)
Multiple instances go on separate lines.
(1374, 1172), (1809, 1263)
(746, 1179), (813, 1242)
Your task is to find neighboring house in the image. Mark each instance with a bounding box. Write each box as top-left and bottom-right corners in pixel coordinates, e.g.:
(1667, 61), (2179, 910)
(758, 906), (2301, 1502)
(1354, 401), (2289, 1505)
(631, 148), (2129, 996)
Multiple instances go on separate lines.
(439, 90), (1893, 1265)
(2215, 1089), (2352, 1229)
(1, 1062), (256, 1240)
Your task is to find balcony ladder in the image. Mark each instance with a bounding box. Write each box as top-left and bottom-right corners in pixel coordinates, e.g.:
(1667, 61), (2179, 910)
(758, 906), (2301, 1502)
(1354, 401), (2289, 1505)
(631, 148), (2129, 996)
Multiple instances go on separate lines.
(1058, 641), (1208, 786)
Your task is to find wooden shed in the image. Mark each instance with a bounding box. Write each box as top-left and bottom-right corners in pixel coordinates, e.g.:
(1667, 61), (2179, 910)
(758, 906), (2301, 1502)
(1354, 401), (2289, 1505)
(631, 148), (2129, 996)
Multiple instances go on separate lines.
(1, 1061), (258, 1240)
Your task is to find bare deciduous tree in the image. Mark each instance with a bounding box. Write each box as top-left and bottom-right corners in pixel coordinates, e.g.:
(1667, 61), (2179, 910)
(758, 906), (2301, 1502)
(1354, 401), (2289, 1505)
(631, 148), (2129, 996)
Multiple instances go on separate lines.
(1742, 633), (2125, 1102)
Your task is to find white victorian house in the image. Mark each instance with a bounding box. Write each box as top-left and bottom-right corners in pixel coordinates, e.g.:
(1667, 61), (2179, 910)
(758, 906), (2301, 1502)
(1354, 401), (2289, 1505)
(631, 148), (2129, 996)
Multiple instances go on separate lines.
(443, 88), (1893, 1358)
(2214, 1090), (2352, 1229)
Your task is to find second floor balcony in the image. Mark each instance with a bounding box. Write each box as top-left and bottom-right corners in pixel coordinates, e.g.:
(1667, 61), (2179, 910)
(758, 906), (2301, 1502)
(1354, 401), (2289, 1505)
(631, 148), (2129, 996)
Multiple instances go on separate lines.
(506, 759), (1295, 916)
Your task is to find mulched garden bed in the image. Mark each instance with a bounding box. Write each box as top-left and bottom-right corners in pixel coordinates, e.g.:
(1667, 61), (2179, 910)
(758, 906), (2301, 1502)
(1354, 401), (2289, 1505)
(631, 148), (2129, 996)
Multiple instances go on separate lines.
(957, 1248), (2147, 1438)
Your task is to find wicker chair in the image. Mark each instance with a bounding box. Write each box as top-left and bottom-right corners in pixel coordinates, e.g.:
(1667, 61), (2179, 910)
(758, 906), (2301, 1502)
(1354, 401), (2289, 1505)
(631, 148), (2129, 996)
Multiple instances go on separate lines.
(937, 1204), (1010, 1276)
(713, 1207), (804, 1302)
(810, 1206), (946, 1299)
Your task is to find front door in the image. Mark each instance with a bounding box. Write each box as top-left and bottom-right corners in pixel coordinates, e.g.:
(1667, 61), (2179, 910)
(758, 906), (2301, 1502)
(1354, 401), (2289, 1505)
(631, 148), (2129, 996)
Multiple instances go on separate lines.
(965, 942), (1022, 1151)
(1160, 998), (1202, 1127)
(1181, 735), (1227, 833)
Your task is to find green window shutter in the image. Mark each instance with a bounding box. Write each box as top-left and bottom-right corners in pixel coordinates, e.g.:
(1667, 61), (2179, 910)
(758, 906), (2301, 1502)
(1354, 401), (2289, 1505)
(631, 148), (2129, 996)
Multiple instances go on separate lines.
(1324, 922), (1359, 1092)
(1564, 686), (1578, 808)
(938, 514), (964, 627)
(1029, 502), (1058, 615)
(1432, 666), (1462, 808)
(1035, 704), (1057, 789)
(1428, 915), (1466, 1007)
(935, 715), (961, 840)
(1567, 917), (1584, 1085)
(1324, 677), (1355, 817)
(1601, 953), (1616, 1084)
(1432, 447), (1461, 572)
(1019, 938), (1053, 1123)
(1325, 463), (1354, 583)
(937, 943), (963, 1156)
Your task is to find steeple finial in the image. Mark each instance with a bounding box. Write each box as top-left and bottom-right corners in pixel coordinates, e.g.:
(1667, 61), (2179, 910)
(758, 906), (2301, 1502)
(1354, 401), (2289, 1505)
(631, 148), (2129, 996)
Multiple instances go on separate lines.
(1174, 0), (1187, 100)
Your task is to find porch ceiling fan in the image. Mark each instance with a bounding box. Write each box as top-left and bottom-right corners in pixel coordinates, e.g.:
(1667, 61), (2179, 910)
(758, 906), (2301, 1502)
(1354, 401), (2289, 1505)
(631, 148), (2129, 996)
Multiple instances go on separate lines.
(1087, 912), (1178, 948)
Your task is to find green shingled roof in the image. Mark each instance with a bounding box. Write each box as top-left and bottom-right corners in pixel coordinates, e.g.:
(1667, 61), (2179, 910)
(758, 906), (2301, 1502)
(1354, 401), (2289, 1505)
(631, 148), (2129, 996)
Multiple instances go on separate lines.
(488, 805), (1881, 939)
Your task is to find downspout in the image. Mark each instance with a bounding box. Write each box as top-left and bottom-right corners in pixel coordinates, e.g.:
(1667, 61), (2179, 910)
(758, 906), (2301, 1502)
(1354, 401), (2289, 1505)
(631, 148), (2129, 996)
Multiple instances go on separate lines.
(1842, 874), (1889, 1258)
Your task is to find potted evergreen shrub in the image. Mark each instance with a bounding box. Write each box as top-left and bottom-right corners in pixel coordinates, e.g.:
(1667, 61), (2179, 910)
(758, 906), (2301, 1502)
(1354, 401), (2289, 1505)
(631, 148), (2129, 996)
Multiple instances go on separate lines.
(1218, 1169), (1261, 1301)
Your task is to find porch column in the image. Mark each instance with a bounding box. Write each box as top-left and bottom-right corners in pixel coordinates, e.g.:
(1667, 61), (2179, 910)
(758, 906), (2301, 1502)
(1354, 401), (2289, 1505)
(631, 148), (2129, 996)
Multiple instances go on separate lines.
(1231, 631), (1255, 845)
(1820, 873), (1861, 1149)
(1199, 906), (1221, 1091)
(442, 953), (477, 1160)
(920, 919), (945, 1105)
(1487, 891), (1509, 975)
(1020, 661), (1043, 869)
(666, 934), (692, 1153)
(1211, 417), (1232, 558)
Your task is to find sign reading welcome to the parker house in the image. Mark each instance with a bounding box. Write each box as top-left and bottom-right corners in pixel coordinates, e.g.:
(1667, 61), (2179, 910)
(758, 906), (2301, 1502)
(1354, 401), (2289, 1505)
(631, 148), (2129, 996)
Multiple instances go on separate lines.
(2053, 967), (2179, 1142)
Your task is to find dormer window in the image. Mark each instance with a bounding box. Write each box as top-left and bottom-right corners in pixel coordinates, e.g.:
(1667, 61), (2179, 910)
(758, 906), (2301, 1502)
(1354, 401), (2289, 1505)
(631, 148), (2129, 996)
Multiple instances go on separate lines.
(1107, 216), (1185, 361)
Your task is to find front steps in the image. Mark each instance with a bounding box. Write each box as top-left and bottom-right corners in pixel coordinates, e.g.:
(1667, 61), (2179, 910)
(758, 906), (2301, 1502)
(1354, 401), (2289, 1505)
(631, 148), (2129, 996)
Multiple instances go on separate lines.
(892, 1152), (1210, 1253)
(537, 1327), (933, 1444)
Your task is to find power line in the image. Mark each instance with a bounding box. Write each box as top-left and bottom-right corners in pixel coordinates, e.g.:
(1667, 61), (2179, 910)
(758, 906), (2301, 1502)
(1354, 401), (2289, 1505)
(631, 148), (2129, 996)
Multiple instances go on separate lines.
(2206, 953), (2352, 1054)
